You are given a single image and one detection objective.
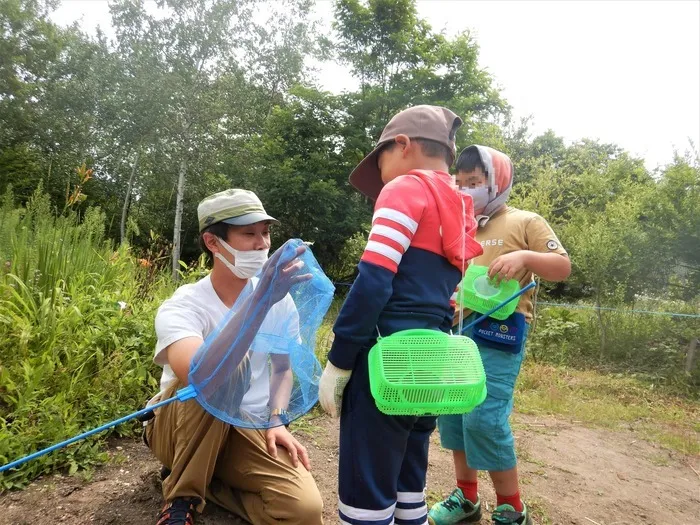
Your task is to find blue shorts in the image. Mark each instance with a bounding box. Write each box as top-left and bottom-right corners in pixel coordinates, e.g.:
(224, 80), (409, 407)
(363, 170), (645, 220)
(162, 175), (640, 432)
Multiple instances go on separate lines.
(437, 317), (529, 471)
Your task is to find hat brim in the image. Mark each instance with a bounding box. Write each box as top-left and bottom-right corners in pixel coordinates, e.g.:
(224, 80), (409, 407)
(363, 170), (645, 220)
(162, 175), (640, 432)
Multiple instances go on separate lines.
(222, 212), (279, 226)
(348, 142), (389, 201)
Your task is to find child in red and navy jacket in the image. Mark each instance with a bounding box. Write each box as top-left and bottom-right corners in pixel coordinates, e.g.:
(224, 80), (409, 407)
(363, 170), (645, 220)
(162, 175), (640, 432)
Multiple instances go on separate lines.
(319, 105), (483, 525)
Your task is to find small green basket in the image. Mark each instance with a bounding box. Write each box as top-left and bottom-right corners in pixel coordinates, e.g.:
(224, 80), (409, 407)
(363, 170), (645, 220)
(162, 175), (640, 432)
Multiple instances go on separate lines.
(456, 265), (521, 321)
(368, 329), (487, 416)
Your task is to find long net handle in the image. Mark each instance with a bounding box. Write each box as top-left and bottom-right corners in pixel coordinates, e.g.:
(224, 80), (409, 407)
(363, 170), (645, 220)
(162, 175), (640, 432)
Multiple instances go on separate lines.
(0, 386), (197, 473)
(460, 281), (537, 334)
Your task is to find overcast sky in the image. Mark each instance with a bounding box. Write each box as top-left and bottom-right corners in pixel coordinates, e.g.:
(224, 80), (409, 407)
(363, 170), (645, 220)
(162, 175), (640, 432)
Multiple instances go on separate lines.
(51, 0), (700, 170)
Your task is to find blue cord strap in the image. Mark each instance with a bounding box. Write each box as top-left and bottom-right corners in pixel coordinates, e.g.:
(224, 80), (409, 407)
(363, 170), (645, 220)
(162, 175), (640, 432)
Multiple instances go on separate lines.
(537, 302), (700, 318)
(0, 386), (197, 473)
(461, 281), (537, 334)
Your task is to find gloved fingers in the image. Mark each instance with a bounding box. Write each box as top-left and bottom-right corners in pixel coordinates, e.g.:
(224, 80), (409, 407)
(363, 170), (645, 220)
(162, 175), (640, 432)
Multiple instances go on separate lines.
(333, 392), (343, 419)
(319, 391), (337, 417)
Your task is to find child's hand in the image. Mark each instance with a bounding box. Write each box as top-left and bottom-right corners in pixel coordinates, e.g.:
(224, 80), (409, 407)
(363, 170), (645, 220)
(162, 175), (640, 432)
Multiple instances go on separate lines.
(488, 251), (531, 285)
(318, 361), (352, 418)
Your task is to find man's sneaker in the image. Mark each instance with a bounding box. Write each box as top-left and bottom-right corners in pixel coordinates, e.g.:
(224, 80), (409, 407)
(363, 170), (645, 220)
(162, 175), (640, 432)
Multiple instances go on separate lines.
(156, 497), (199, 525)
(428, 488), (482, 524)
(491, 503), (532, 525)
(160, 466), (171, 481)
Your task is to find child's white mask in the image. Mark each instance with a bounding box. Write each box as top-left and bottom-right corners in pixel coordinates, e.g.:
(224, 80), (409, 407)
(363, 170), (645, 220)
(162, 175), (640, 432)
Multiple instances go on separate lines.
(460, 186), (490, 215)
(215, 237), (268, 279)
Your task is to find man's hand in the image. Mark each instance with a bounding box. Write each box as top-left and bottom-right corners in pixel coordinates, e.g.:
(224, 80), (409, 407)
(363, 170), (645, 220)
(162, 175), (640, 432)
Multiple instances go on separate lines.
(319, 361), (352, 418)
(265, 425), (311, 471)
(258, 243), (312, 303)
(488, 250), (531, 285)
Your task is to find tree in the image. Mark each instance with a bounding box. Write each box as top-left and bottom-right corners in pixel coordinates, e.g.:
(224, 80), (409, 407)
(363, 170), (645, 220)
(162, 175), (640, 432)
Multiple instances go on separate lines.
(0, 0), (62, 150)
(644, 153), (700, 299)
(0, 144), (43, 202)
(332, 0), (508, 163)
(236, 86), (366, 273)
(105, 0), (319, 278)
(563, 190), (652, 358)
(107, 0), (255, 277)
(0, 0), (109, 207)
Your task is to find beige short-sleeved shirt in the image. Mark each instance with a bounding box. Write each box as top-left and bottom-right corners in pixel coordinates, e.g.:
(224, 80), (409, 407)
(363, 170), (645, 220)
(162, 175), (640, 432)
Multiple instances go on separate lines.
(459, 206), (567, 323)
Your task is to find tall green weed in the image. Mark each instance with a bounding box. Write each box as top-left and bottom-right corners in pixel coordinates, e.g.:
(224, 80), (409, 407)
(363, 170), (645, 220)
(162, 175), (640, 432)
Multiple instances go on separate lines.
(528, 300), (700, 396)
(0, 187), (175, 489)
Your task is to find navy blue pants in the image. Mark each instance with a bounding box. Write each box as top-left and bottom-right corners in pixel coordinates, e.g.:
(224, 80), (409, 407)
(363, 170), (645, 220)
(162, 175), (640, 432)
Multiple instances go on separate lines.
(338, 351), (435, 525)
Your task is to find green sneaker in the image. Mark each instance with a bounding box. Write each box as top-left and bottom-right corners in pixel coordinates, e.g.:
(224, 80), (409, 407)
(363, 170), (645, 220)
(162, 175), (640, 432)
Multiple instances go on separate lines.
(428, 488), (482, 525)
(491, 503), (532, 525)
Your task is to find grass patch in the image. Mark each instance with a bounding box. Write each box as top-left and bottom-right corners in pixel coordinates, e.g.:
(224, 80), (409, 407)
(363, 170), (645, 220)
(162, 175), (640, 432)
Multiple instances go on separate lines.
(425, 488), (442, 509)
(314, 298), (341, 368)
(646, 452), (672, 467)
(515, 362), (700, 456)
(516, 445), (548, 469)
(292, 406), (326, 438)
(525, 497), (552, 525)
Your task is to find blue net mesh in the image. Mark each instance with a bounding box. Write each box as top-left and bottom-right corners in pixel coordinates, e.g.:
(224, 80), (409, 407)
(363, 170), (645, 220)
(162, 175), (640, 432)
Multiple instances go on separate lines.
(188, 239), (335, 429)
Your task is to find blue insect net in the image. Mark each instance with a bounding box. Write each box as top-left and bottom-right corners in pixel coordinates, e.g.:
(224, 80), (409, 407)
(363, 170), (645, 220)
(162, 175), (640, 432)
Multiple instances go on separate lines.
(188, 238), (335, 429)
(0, 239), (334, 475)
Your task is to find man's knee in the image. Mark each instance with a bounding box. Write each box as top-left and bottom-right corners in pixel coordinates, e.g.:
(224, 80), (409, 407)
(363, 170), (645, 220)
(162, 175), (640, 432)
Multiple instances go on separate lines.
(295, 492), (323, 524)
(284, 477), (323, 524)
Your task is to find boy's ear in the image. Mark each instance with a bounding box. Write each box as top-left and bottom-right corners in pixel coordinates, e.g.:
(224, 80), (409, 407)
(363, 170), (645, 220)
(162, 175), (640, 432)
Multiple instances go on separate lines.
(394, 134), (411, 156)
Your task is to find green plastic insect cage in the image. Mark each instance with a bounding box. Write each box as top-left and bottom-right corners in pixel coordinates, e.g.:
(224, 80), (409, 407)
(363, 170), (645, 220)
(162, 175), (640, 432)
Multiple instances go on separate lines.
(456, 264), (521, 321)
(368, 329), (486, 416)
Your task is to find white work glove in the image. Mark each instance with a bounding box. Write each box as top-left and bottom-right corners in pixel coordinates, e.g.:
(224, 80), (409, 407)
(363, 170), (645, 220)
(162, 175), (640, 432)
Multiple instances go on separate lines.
(318, 361), (352, 418)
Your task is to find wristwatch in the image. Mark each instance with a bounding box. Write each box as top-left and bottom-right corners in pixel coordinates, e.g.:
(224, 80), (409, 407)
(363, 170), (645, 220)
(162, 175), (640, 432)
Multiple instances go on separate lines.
(270, 408), (290, 426)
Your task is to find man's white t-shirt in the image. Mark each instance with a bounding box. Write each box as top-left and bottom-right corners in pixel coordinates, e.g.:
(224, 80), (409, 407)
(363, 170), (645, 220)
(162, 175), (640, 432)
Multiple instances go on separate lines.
(153, 274), (299, 417)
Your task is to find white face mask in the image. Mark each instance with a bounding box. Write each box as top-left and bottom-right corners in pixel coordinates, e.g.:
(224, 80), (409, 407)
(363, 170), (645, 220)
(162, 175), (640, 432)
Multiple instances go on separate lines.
(460, 186), (490, 215)
(215, 237), (269, 279)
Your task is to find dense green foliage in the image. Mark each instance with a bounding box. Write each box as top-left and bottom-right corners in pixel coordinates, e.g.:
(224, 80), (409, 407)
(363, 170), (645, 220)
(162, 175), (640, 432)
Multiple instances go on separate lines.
(0, 186), (170, 488)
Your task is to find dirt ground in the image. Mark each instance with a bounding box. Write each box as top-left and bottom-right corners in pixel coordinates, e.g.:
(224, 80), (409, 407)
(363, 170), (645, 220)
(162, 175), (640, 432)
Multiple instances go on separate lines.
(2, 413), (699, 525)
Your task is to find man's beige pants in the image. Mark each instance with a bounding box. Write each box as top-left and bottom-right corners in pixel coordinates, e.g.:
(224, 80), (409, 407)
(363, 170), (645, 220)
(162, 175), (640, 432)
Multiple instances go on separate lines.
(145, 381), (323, 524)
